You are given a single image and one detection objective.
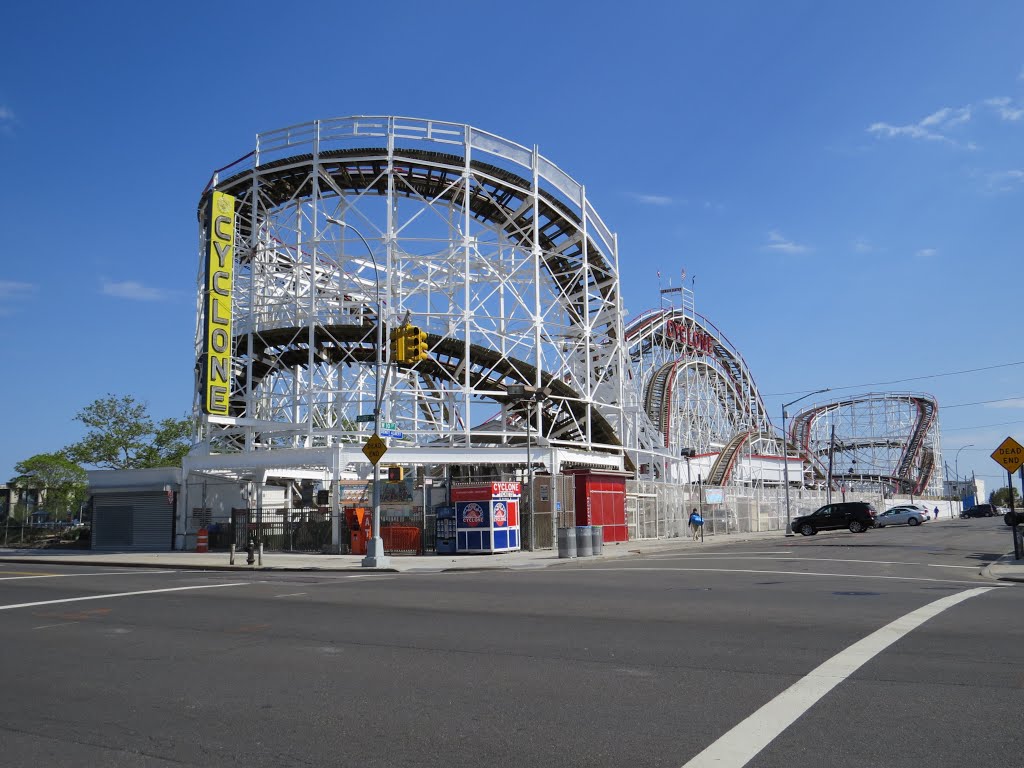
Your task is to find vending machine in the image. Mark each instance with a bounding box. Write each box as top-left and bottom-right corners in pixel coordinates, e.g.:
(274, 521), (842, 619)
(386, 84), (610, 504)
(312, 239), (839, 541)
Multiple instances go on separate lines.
(435, 507), (457, 554)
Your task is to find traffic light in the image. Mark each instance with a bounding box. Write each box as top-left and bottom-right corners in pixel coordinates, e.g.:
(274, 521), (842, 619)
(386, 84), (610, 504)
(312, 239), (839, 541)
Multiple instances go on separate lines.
(405, 325), (428, 364)
(386, 466), (404, 482)
(388, 326), (405, 363)
(391, 324), (429, 366)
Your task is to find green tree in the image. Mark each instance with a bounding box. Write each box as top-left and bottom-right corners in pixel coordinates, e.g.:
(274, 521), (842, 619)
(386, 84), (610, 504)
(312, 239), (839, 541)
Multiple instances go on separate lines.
(65, 394), (194, 469)
(990, 486), (1022, 508)
(10, 452), (88, 520)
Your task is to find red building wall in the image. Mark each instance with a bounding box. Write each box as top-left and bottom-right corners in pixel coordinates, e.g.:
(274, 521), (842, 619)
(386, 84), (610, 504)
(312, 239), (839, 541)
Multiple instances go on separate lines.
(567, 471), (628, 543)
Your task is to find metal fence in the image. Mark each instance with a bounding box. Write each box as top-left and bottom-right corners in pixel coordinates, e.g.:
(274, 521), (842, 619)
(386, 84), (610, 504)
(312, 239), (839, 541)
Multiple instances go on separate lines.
(229, 508), (333, 553)
(625, 481), (955, 539)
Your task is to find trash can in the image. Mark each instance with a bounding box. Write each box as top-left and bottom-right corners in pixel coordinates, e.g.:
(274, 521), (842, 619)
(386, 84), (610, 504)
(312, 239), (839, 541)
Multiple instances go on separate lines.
(575, 525), (593, 557)
(557, 527), (576, 558)
(590, 526), (603, 556)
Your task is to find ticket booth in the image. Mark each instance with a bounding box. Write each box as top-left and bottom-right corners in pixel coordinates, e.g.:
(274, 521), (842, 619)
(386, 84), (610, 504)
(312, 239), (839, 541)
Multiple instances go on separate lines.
(564, 470), (629, 543)
(452, 482), (521, 553)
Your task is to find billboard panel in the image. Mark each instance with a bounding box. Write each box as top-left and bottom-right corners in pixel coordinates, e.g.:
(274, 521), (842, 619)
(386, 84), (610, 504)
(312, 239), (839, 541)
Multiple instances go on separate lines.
(202, 191), (235, 415)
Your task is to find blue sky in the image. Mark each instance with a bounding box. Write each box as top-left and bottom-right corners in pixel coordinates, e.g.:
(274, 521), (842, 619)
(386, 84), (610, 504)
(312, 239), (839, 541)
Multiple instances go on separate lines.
(2, 1), (1022, 492)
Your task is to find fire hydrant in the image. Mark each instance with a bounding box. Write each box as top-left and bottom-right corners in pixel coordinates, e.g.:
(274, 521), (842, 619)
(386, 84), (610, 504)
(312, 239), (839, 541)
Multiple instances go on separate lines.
(246, 537), (256, 565)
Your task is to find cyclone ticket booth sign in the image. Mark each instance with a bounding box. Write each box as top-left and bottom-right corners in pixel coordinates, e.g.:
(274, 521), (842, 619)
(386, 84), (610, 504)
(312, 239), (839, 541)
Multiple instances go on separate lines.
(453, 482), (521, 553)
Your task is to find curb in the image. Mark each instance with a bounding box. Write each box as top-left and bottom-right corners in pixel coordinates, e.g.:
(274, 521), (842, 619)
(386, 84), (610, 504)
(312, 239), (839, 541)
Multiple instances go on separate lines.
(0, 556), (398, 574)
(981, 552), (1024, 583)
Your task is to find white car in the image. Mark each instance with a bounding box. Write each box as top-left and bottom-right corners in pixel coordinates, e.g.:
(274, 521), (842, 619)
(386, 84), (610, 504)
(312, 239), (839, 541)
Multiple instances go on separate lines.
(876, 505), (931, 527)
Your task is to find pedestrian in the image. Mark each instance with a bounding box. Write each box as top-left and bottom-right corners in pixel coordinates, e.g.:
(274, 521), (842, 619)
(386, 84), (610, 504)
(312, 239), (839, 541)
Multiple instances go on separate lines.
(933, 505), (940, 520)
(688, 508), (703, 541)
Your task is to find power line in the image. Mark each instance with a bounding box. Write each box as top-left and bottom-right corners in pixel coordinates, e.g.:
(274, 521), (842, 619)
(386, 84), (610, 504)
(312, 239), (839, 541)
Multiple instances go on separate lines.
(767, 360), (1024, 397)
(944, 419), (1024, 431)
(943, 395), (1024, 409)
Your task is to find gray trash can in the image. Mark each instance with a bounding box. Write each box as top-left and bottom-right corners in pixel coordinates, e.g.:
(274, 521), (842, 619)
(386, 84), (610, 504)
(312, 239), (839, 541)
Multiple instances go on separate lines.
(575, 525), (593, 557)
(590, 526), (603, 556)
(557, 527), (577, 558)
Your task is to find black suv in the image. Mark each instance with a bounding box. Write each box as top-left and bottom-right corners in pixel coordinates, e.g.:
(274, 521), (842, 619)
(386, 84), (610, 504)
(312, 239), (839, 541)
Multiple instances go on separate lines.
(792, 501), (877, 535)
(961, 504), (997, 518)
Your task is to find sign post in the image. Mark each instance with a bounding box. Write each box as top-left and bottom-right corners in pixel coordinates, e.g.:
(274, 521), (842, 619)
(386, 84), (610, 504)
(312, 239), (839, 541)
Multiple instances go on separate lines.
(990, 437), (1024, 559)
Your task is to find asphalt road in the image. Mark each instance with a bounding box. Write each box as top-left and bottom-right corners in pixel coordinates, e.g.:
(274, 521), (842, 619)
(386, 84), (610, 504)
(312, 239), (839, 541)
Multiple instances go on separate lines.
(1, 517), (1020, 768)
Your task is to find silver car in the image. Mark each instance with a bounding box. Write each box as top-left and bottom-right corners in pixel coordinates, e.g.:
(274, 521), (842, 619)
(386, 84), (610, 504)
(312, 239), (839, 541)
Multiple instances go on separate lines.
(876, 505), (930, 527)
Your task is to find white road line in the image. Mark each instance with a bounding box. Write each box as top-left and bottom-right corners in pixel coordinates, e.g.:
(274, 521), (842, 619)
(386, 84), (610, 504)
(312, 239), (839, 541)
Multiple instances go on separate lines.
(645, 554), (979, 569)
(680, 586), (996, 768)
(577, 566), (1004, 586)
(274, 592), (308, 598)
(0, 570), (174, 581)
(0, 582), (249, 611)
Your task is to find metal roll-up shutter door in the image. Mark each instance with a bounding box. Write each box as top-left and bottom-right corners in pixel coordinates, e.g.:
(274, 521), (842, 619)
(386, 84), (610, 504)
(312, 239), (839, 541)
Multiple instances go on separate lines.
(93, 492), (173, 551)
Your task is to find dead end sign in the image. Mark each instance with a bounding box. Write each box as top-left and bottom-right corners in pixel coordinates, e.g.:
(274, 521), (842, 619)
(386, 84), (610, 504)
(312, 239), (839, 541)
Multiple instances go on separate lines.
(991, 436), (1024, 473)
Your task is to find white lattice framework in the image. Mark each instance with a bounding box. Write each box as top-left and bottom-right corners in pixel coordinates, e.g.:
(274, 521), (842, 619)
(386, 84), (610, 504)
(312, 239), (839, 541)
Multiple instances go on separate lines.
(621, 299), (772, 482)
(789, 392), (943, 496)
(194, 117), (626, 463)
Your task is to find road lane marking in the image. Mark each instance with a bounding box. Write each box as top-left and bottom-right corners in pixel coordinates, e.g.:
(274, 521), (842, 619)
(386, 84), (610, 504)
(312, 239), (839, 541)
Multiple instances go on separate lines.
(0, 582), (249, 611)
(577, 566), (1006, 586)
(274, 592), (308, 598)
(0, 570), (173, 581)
(680, 586), (996, 768)
(645, 554), (979, 569)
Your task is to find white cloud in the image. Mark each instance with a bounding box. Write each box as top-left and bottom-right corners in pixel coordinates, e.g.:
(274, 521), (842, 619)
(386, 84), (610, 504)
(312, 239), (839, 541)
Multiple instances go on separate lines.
(0, 280), (34, 299)
(983, 398), (1024, 409)
(0, 105), (14, 136)
(764, 230), (811, 254)
(867, 105), (972, 145)
(101, 280), (168, 301)
(852, 238), (876, 254)
(631, 193), (675, 206)
(984, 96), (1024, 121)
(985, 168), (1024, 192)
(915, 248), (938, 258)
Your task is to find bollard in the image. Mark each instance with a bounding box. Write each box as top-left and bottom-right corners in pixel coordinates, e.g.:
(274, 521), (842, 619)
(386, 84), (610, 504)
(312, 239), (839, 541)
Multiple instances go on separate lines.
(230, 543), (235, 565)
(258, 541), (263, 566)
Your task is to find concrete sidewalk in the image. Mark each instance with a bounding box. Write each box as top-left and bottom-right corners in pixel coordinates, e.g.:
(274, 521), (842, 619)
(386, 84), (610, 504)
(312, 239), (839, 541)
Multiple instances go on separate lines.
(0, 530), (774, 574)
(1, 529), (1021, 580)
(982, 552), (1024, 583)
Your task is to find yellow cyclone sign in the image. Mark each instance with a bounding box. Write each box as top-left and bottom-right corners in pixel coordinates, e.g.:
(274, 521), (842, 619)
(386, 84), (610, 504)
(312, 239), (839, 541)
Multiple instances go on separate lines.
(203, 191), (236, 416)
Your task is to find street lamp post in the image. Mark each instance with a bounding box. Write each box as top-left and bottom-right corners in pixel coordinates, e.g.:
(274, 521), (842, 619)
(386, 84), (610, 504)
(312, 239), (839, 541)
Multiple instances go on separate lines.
(782, 388), (830, 535)
(507, 384), (550, 551)
(954, 444), (973, 514)
(326, 216), (390, 568)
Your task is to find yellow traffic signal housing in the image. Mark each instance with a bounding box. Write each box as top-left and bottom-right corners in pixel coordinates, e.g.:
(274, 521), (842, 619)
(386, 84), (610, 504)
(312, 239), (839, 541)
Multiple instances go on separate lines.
(386, 466), (404, 482)
(389, 326), (405, 363)
(391, 324), (428, 366)
(406, 325), (428, 364)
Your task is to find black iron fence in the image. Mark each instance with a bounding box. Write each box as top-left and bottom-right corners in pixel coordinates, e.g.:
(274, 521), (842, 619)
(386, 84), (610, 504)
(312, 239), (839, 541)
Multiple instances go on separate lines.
(230, 508), (333, 553)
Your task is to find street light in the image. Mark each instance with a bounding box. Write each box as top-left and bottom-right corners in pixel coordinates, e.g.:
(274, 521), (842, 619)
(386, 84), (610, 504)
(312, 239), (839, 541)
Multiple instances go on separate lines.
(325, 216), (390, 568)
(954, 444), (973, 509)
(782, 388), (831, 535)
(507, 383), (550, 551)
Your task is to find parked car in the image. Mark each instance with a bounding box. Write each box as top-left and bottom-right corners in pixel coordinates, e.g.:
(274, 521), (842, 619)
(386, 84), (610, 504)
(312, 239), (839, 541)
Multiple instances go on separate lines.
(961, 504), (997, 518)
(792, 501), (877, 535)
(876, 505), (930, 527)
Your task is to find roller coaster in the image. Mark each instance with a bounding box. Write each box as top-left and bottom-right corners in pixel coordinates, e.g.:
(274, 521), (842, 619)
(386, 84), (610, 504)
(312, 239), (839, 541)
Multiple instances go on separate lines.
(787, 393), (942, 496)
(193, 116), (942, 493)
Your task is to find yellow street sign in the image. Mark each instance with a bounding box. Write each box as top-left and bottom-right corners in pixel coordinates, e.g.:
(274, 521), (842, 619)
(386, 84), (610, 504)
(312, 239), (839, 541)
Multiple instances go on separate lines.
(991, 436), (1024, 473)
(362, 433), (388, 465)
